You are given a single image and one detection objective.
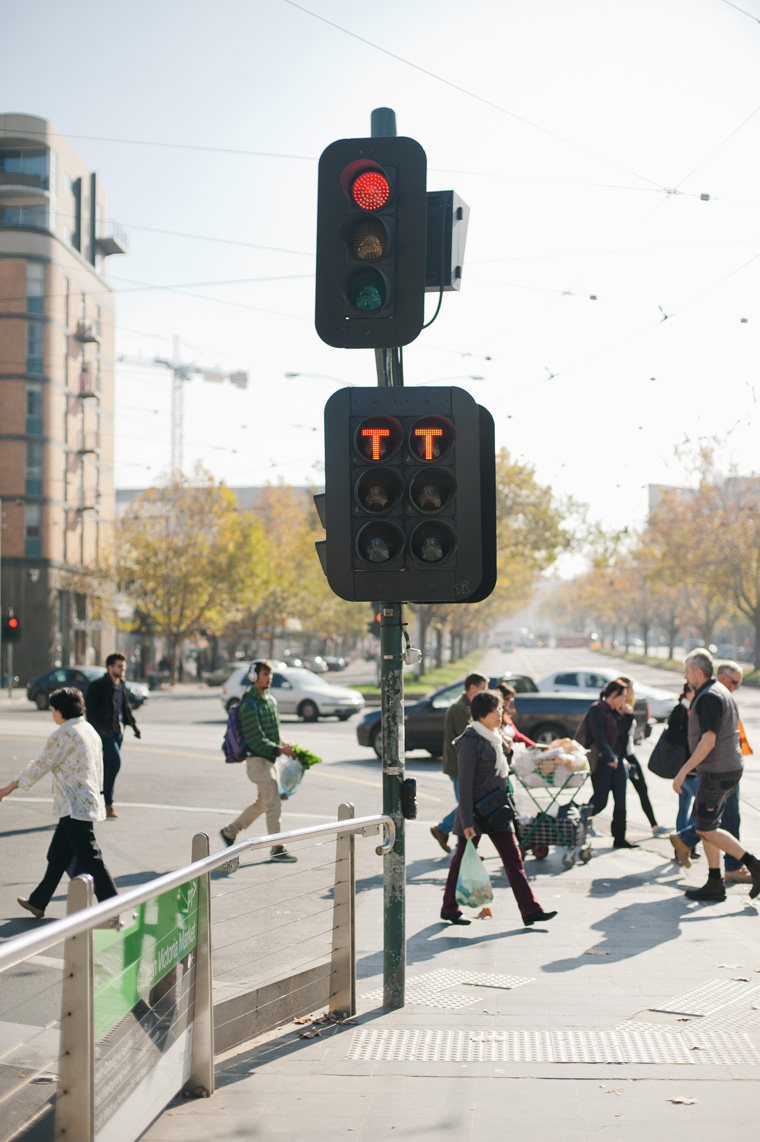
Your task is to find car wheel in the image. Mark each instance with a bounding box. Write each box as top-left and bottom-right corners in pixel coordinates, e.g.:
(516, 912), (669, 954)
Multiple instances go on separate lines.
(225, 697), (240, 713)
(370, 725), (383, 760)
(299, 700), (319, 722)
(35, 692), (50, 710)
(533, 723), (566, 745)
(336, 711), (353, 721)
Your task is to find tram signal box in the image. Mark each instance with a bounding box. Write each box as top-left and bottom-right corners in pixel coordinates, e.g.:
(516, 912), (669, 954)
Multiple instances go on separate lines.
(315, 136), (427, 348)
(315, 386), (496, 604)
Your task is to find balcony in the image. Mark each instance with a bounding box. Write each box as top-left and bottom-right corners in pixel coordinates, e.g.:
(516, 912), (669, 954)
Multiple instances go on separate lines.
(0, 205), (49, 230)
(75, 321), (100, 344)
(78, 368), (98, 398)
(0, 172), (49, 195)
(96, 219), (129, 257)
(77, 431), (100, 455)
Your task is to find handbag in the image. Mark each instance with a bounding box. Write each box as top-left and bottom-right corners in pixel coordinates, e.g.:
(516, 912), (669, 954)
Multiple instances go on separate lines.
(647, 734), (687, 780)
(474, 787), (516, 832)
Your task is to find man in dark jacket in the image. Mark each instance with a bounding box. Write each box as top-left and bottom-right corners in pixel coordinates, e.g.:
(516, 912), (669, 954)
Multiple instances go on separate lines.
(85, 653), (140, 818)
(430, 672), (488, 853)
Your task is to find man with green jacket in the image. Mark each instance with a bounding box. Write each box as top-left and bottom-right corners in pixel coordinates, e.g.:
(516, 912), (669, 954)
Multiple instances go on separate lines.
(220, 661), (297, 861)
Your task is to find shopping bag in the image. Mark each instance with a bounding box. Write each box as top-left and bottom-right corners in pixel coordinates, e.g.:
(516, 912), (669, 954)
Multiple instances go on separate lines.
(455, 839), (494, 908)
(647, 734), (686, 780)
(275, 755), (306, 796)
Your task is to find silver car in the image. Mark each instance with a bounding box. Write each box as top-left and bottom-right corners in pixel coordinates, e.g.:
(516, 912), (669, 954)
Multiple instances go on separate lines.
(220, 665), (364, 722)
(536, 667), (677, 720)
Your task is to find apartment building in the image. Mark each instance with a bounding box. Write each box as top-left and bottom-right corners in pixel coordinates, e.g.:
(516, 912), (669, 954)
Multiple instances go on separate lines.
(0, 113), (126, 681)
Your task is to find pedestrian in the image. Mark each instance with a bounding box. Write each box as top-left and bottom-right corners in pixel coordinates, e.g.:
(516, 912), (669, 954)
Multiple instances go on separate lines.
(672, 648), (760, 902)
(220, 660), (298, 862)
(430, 673), (488, 854)
(84, 652), (141, 818)
(440, 689), (557, 927)
(0, 687), (118, 919)
(617, 676), (670, 836)
(495, 682), (537, 751)
(586, 679), (638, 849)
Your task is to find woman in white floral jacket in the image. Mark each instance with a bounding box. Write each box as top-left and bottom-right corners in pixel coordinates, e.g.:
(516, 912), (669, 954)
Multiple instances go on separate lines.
(0, 687), (118, 918)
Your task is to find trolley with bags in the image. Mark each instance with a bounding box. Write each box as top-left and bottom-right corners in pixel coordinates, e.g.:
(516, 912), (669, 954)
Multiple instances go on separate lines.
(509, 739), (593, 868)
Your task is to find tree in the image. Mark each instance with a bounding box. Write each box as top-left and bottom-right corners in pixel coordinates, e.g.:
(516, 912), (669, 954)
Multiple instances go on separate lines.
(117, 470), (268, 681)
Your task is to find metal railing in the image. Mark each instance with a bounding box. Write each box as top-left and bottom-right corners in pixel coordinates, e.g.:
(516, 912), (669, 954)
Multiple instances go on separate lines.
(0, 807), (394, 1142)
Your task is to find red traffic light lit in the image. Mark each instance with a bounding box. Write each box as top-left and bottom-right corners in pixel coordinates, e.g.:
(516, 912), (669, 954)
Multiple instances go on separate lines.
(409, 415), (455, 462)
(8, 617), (18, 629)
(355, 415), (403, 462)
(340, 161), (391, 211)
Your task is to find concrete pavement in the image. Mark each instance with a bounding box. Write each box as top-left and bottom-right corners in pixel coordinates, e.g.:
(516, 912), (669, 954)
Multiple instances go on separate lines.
(141, 799), (760, 1141)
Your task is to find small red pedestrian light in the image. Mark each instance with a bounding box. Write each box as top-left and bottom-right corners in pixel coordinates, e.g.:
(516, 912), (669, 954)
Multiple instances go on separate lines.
(8, 618), (18, 629)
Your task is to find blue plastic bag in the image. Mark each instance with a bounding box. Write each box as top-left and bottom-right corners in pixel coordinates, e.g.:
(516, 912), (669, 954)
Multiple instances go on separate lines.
(455, 839), (494, 908)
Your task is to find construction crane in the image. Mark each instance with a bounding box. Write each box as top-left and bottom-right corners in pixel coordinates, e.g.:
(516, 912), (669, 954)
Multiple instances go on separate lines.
(117, 334), (248, 473)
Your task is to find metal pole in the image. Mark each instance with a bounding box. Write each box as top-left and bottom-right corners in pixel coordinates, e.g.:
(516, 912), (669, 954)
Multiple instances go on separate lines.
(189, 832), (214, 1096)
(57, 875), (95, 1141)
(371, 106), (406, 1010)
(330, 803), (356, 1017)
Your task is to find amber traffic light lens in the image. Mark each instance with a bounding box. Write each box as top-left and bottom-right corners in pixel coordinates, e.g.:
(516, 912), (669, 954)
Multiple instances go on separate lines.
(355, 468), (404, 513)
(351, 169), (390, 211)
(355, 415), (403, 462)
(350, 218), (388, 262)
(408, 468), (456, 513)
(409, 415), (455, 462)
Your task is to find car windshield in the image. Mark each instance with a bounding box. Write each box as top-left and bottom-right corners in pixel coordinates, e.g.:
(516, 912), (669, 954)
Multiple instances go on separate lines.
(81, 667), (106, 680)
(283, 669), (331, 688)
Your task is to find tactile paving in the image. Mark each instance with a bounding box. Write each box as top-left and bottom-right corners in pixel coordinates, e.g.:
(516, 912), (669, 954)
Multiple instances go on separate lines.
(346, 1026), (760, 1065)
(359, 968), (534, 1010)
(651, 979), (760, 1016)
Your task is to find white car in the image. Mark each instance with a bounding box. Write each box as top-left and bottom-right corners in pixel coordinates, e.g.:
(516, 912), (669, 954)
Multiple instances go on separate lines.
(220, 665), (365, 722)
(536, 667), (678, 720)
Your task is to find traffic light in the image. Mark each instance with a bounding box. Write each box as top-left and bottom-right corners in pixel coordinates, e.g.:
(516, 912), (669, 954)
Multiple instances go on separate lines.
(317, 386), (496, 603)
(2, 614), (21, 643)
(315, 136), (427, 349)
(368, 603), (382, 636)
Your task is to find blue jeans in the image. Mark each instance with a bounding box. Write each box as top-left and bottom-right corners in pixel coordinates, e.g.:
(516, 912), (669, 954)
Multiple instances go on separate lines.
(101, 732), (123, 806)
(438, 777), (459, 834)
(676, 775), (699, 833)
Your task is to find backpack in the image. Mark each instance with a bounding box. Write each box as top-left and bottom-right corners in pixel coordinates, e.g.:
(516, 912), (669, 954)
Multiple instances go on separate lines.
(574, 710), (594, 748)
(222, 698), (254, 763)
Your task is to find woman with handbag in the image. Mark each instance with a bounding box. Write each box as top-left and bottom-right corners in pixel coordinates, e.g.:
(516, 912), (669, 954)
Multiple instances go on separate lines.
(587, 679), (638, 849)
(441, 689), (557, 928)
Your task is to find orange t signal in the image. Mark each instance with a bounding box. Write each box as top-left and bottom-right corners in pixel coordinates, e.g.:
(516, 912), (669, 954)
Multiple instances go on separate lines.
(361, 427), (390, 460)
(414, 427), (443, 460)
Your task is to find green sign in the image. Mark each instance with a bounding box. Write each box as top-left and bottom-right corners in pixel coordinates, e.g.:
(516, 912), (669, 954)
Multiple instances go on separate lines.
(93, 879), (199, 1041)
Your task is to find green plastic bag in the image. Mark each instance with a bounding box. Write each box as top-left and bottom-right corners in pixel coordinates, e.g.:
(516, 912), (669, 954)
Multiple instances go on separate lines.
(455, 839), (494, 908)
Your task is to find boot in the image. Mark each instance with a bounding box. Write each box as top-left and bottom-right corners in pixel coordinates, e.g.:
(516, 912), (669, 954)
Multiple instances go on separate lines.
(611, 810), (638, 848)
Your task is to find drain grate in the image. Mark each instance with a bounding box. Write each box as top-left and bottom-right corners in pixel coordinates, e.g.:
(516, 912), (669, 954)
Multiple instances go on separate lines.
(651, 979), (760, 1016)
(359, 968), (534, 1010)
(346, 1026), (760, 1066)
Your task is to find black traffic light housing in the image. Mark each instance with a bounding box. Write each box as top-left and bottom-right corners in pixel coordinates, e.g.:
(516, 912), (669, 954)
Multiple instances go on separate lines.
(316, 386), (496, 604)
(315, 136), (427, 349)
(2, 614), (21, 643)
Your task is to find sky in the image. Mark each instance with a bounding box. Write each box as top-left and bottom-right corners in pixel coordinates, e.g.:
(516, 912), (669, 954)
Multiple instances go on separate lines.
(3, 0), (759, 530)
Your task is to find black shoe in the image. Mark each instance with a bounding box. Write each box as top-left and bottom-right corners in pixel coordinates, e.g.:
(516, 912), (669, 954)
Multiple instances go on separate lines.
(745, 856), (760, 900)
(220, 828), (235, 848)
(685, 881), (726, 903)
(440, 911), (471, 925)
(523, 909), (558, 927)
(613, 839), (639, 849)
(270, 845), (297, 862)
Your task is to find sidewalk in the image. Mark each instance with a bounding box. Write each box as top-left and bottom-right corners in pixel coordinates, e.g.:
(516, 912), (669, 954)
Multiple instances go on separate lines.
(142, 810), (760, 1142)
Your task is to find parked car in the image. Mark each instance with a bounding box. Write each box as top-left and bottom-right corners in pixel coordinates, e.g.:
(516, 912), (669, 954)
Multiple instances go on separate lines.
(322, 656), (347, 671)
(220, 665), (364, 721)
(204, 661), (239, 687)
(302, 656), (329, 674)
(356, 674), (650, 759)
(26, 666), (149, 711)
(536, 667), (676, 720)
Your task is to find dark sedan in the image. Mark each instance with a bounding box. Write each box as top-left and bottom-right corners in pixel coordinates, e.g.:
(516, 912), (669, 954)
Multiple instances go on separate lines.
(26, 666), (149, 711)
(356, 673), (649, 758)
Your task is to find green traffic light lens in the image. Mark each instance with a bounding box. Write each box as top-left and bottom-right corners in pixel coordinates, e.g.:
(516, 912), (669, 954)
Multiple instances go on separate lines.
(356, 521), (405, 566)
(410, 521), (457, 565)
(348, 270), (386, 312)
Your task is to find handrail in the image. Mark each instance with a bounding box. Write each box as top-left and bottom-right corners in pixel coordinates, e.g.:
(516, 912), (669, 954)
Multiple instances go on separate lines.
(0, 813), (395, 974)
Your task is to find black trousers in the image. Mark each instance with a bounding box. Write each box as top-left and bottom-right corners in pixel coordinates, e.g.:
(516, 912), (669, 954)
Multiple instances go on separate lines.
(28, 816), (118, 912)
(589, 759), (628, 842)
(627, 756), (657, 828)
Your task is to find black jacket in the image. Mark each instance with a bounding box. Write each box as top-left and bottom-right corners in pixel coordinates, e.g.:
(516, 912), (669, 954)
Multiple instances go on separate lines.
(85, 673), (139, 737)
(453, 726), (509, 837)
(587, 699), (620, 767)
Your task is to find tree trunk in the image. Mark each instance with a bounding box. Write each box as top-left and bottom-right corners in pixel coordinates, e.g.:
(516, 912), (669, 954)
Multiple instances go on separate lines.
(435, 626), (444, 669)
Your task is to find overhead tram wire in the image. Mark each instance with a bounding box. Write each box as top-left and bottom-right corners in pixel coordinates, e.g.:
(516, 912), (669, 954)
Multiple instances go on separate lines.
(280, 0), (669, 193)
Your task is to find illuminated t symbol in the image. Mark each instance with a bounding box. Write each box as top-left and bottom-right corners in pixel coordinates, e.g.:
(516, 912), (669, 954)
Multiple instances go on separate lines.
(362, 427), (390, 460)
(414, 427), (443, 460)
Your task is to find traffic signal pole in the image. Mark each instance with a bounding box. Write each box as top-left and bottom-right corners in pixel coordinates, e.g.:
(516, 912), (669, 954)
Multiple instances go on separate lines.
(371, 106), (406, 1011)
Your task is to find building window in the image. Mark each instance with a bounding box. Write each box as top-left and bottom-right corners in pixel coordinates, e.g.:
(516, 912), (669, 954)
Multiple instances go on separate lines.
(0, 147), (49, 189)
(27, 322), (43, 374)
(27, 262), (44, 315)
(25, 440), (43, 495)
(0, 204), (48, 229)
(24, 503), (42, 558)
(26, 383), (43, 434)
